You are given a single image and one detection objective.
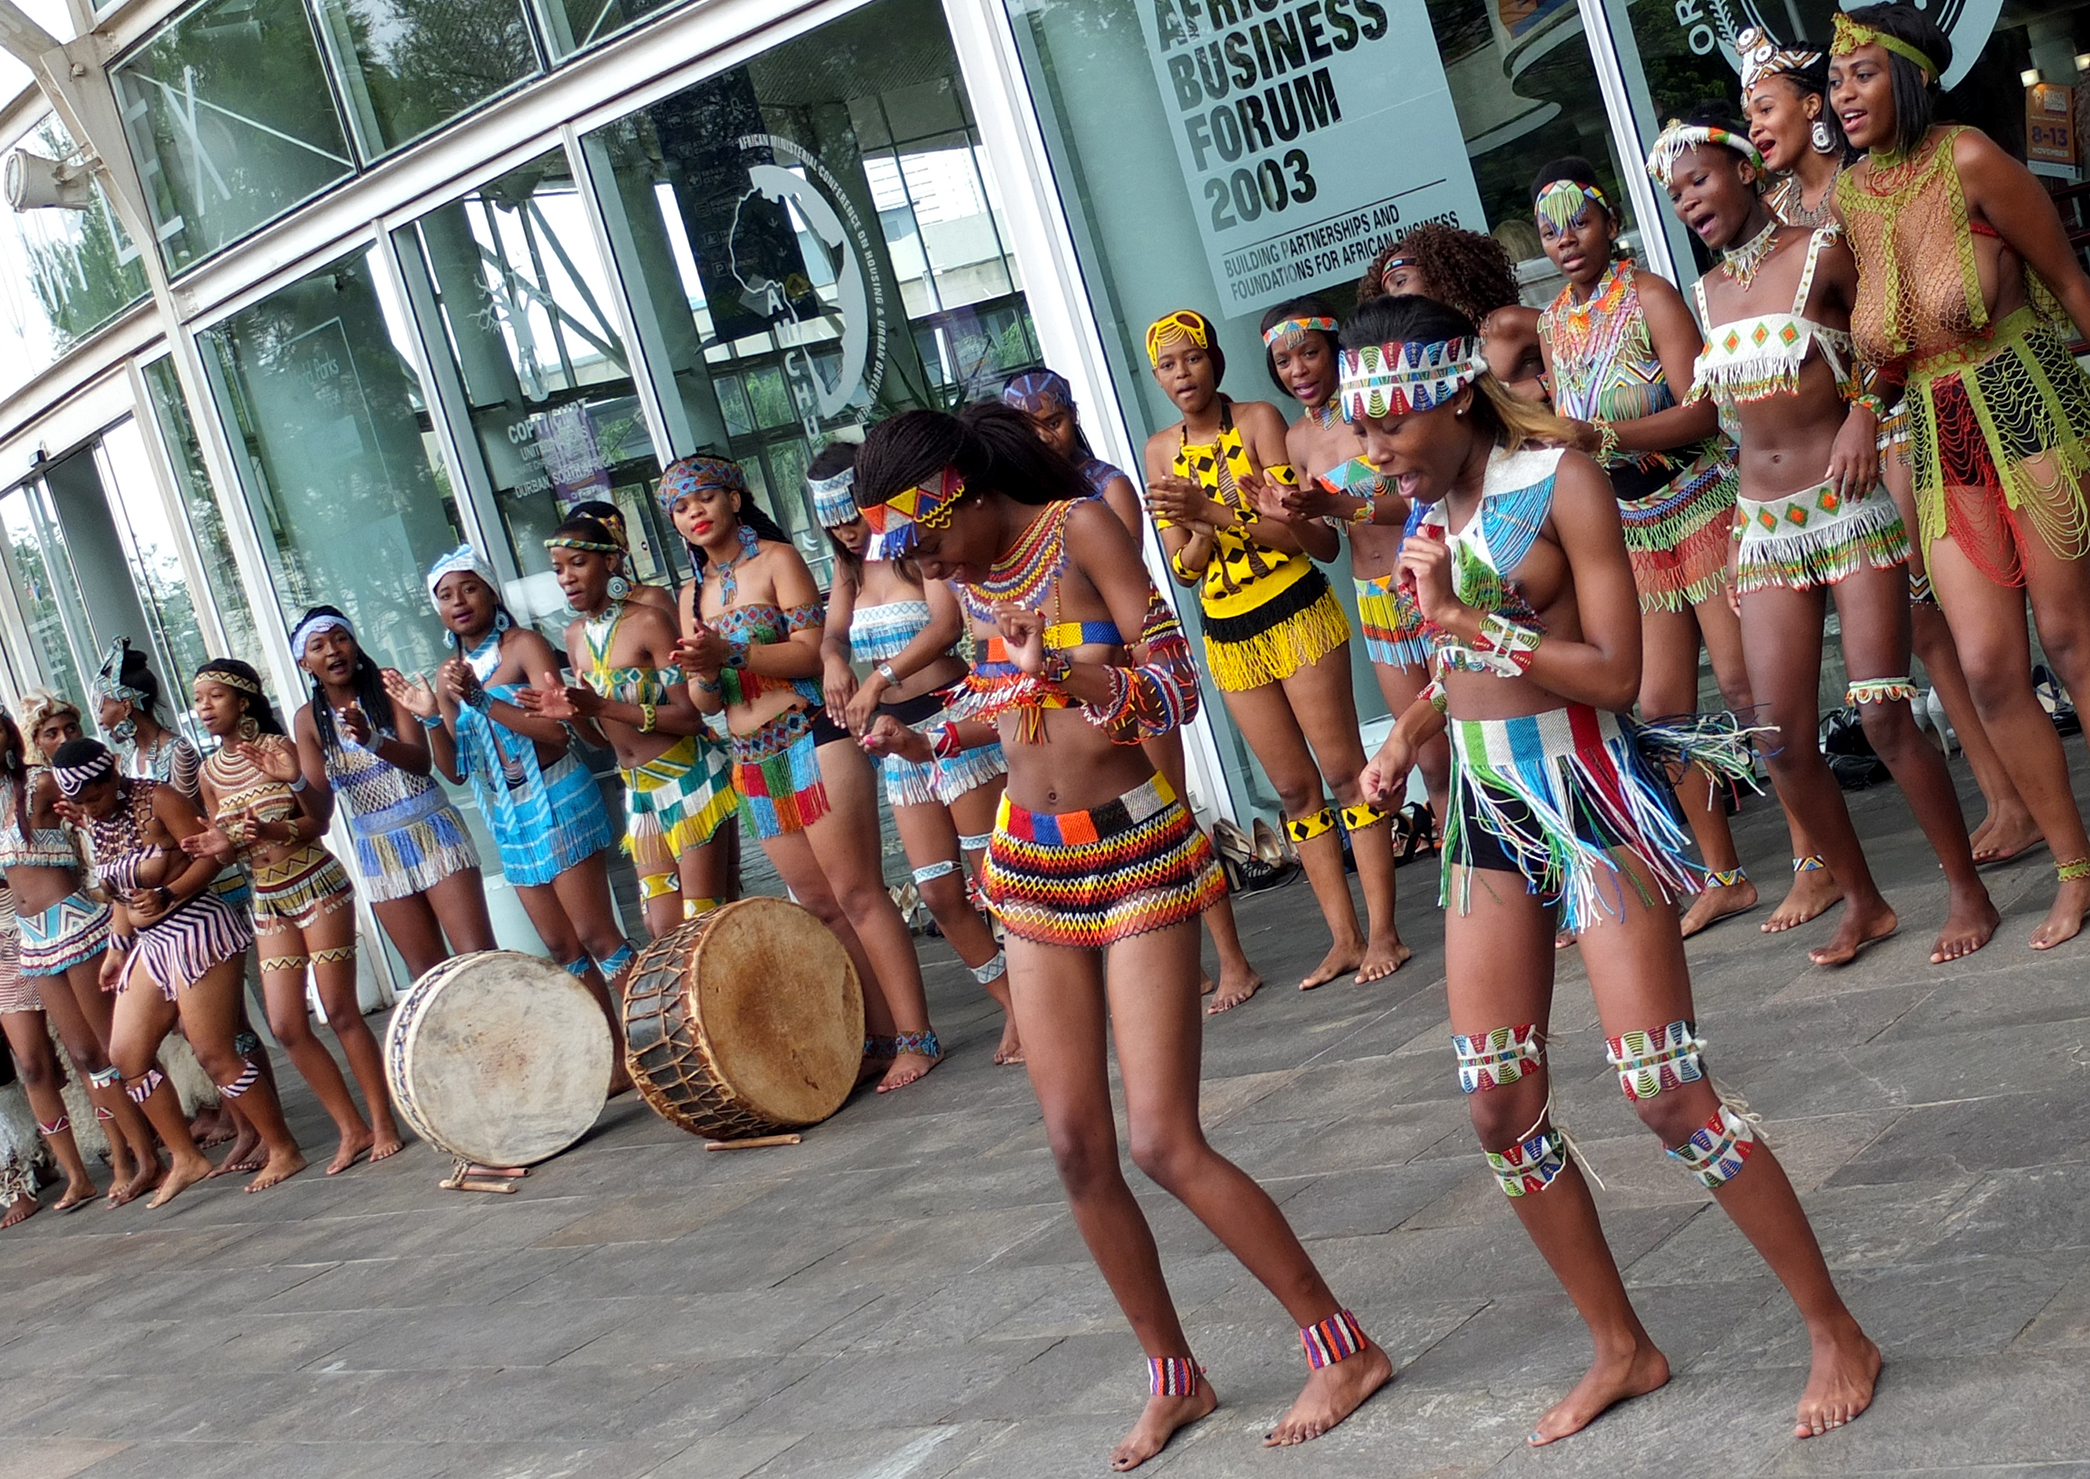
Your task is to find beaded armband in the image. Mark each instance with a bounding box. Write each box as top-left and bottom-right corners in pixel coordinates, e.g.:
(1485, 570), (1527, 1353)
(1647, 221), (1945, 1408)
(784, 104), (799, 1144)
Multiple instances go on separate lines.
(1470, 612), (1543, 675)
(931, 722), (962, 760)
(781, 600), (825, 633)
(1421, 679), (1448, 715)
(1076, 602), (1202, 745)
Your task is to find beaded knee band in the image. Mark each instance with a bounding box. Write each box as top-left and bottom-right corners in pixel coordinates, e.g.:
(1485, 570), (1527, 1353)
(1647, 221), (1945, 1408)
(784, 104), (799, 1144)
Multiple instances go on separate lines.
(1150, 1356), (1200, 1395)
(958, 831), (993, 853)
(88, 1065), (122, 1090)
(37, 1115), (69, 1135)
(1845, 676), (1917, 707)
(125, 1068), (165, 1104)
(1286, 806), (1337, 843)
(1488, 1125), (1571, 1196)
(971, 949), (1007, 984)
(912, 859), (960, 884)
(1667, 1105), (1756, 1188)
(95, 1105), (114, 1121)
(1340, 801), (1391, 831)
(2059, 857), (2090, 882)
(311, 945), (355, 965)
(1605, 1020), (1706, 1101)
(259, 954), (309, 974)
(562, 956), (593, 979)
(599, 941), (637, 976)
(1300, 1308), (1368, 1368)
(1452, 1023), (1543, 1093)
(217, 1063), (261, 1099)
(682, 895), (722, 920)
(636, 870), (679, 902)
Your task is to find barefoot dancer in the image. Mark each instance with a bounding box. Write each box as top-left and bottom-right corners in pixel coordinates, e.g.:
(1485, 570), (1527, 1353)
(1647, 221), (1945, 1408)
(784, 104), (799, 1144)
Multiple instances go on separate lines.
(1831, 4), (2090, 947)
(8, 698), (168, 1203)
(410, 548), (635, 1073)
(856, 402), (1391, 1468)
(813, 447), (1023, 1062)
(1350, 294), (1880, 1442)
(0, 888), (97, 1220)
(660, 457), (943, 1092)
(1260, 299), (1451, 844)
(55, 739), (306, 1199)
(290, 608), (495, 978)
(1002, 371), (1265, 1011)
(1142, 309), (1408, 989)
(1533, 164), (1799, 939)
(1655, 114), (1998, 966)
(186, 661), (403, 1173)
(1360, 226), (1548, 400)
(1740, 29), (2036, 869)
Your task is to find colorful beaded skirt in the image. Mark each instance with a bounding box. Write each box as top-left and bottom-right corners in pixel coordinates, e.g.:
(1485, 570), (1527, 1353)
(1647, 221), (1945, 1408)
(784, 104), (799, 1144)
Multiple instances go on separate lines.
(1615, 446), (1739, 612)
(1734, 478), (1909, 594)
(1353, 571), (1430, 668)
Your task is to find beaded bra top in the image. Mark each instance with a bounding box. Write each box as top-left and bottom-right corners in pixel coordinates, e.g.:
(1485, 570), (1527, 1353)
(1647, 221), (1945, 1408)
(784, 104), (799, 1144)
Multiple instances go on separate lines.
(85, 779), (167, 897)
(1691, 226), (1852, 409)
(203, 737), (299, 852)
(1540, 261), (1707, 481)
(710, 601), (825, 708)
(323, 734), (439, 821)
(125, 732), (202, 804)
(1165, 400), (1311, 616)
(848, 600), (936, 667)
(582, 603), (682, 707)
(1413, 446), (1558, 675)
(0, 770), (77, 871)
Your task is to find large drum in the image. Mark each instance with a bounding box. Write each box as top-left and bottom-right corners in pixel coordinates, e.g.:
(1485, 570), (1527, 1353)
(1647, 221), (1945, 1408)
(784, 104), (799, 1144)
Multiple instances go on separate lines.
(623, 897), (864, 1140)
(384, 950), (611, 1167)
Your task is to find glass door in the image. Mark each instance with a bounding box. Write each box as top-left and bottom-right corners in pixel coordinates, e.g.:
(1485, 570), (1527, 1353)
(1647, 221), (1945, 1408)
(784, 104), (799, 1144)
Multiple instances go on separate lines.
(0, 475), (96, 708)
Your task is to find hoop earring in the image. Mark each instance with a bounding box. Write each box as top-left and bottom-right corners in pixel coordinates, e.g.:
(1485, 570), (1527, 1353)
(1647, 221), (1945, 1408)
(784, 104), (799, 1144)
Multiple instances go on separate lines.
(237, 716), (260, 742)
(606, 575), (632, 601)
(494, 610), (512, 633)
(1811, 119), (1837, 154)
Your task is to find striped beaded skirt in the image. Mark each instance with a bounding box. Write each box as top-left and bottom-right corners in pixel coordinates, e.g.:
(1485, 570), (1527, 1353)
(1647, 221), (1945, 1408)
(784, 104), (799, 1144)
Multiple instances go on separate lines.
(1616, 447), (1739, 612)
(121, 890), (253, 1002)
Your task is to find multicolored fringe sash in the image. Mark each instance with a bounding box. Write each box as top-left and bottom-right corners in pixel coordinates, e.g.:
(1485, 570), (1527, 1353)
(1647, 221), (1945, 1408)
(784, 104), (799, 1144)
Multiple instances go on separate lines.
(454, 683), (614, 886)
(729, 706), (830, 839)
(624, 731), (737, 861)
(1617, 450), (1740, 611)
(1735, 479), (1910, 593)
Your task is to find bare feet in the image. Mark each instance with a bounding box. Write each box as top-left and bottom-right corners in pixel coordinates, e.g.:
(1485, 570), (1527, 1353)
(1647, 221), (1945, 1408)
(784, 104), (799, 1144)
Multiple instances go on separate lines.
(1930, 888), (2000, 963)
(876, 1046), (941, 1093)
(1300, 937), (1365, 990)
(1808, 900), (1899, 968)
(247, 1147), (307, 1192)
(1208, 965), (1264, 1013)
(327, 1128), (375, 1176)
(1265, 1341), (1394, 1447)
(1970, 806), (2042, 865)
(992, 1015), (1025, 1065)
(2030, 876), (2090, 951)
(147, 1150), (214, 1209)
(208, 1125), (264, 1179)
(189, 1105), (235, 1147)
(1794, 1323), (1882, 1438)
(1355, 935), (1411, 985)
(109, 1158), (162, 1208)
(370, 1126), (405, 1162)
(1680, 877), (1759, 938)
(52, 1177), (97, 1213)
(1111, 1384), (1219, 1470)
(1528, 1339), (1670, 1445)
(1, 1194), (37, 1228)
(1766, 865), (1842, 933)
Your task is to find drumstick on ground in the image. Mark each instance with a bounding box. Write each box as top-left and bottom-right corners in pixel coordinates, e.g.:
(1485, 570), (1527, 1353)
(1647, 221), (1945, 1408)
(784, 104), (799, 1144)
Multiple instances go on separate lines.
(704, 1134), (802, 1151)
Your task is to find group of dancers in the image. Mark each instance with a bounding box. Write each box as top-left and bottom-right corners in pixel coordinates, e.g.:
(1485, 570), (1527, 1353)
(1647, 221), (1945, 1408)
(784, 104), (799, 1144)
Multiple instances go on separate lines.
(1, 2), (2086, 1463)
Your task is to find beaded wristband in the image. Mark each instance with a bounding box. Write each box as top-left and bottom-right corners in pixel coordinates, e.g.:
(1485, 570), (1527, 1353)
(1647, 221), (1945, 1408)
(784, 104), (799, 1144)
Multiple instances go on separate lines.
(1593, 420), (1620, 465)
(932, 722), (962, 760)
(418, 711), (442, 730)
(1476, 612), (1543, 673)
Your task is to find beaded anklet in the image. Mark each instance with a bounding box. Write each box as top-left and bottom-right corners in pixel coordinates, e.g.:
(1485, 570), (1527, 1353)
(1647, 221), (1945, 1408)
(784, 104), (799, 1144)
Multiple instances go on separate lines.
(1299, 1308), (1369, 1368)
(1149, 1357), (1200, 1396)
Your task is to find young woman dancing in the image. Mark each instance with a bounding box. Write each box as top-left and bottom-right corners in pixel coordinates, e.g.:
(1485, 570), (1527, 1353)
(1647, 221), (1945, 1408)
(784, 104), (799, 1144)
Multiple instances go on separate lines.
(813, 447), (1022, 1061)
(570, 499), (678, 617)
(526, 519), (736, 935)
(1831, 4), (2090, 945)
(1143, 308), (1407, 988)
(0, 887), (96, 1221)
(290, 608), (494, 978)
(661, 455), (942, 1091)
(405, 548), (634, 1069)
(1260, 297), (1450, 838)
(55, 738), (306, 1199)
(1003, 371), (1265, 1010)
(7, 698), (172, 1203)
(1742, 27), (2036, 867)
(1360, 226), (1547, 399)
(1532, 162), (1792, 936)
(1653, 114), (1996, 964)
(855, 402), (1390, 1467)
(184, 659), (403, 1172)
(1350, 293), (1879, 1442)
(95, 639), (201, 800)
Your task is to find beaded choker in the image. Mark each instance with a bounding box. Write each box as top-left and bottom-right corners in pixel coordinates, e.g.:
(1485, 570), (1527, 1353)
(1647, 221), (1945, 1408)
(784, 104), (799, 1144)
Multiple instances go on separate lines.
(1720, 217), (1781, 288)
(975, 503), (1068, 612)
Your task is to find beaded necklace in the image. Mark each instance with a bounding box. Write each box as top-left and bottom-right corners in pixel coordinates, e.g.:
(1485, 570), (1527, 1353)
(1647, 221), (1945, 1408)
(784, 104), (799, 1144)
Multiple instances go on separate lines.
(1720, 216), (1780, 288)
(1767, 162), (1840, 228)
(968, 502), (1069, 618)
(1542, 260), (1638, 422)
(582, 601), (626, 692)
(707, 524), (761, 605)
(1305, 402), (1341, 431)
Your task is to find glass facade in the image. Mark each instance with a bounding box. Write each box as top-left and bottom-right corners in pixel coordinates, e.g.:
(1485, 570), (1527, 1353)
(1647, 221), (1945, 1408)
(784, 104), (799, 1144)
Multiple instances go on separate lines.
(310, 0), (541, 157)
(141, 356), (265, 662)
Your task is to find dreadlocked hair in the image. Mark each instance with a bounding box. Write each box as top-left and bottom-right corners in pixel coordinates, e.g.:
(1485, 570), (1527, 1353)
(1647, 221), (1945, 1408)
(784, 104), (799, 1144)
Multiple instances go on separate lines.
(1843, 4), (1948, 158)
(196, 659), (284, 736)
(1257, 295), (1342, 397)
(1359, 225), (1522, 325)
(1341, 296), (1578, 453)
(856, 404), (1093, 516)
(297, 606), (392, 757)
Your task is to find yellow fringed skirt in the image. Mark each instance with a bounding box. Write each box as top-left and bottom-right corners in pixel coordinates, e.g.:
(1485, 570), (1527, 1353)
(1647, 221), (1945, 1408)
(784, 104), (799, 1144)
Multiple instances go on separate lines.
(1201, 566), (1350, 692)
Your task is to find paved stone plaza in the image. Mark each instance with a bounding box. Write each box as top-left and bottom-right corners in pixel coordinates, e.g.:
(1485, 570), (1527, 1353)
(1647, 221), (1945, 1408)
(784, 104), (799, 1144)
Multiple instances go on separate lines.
(4, 766), (2088, 1479)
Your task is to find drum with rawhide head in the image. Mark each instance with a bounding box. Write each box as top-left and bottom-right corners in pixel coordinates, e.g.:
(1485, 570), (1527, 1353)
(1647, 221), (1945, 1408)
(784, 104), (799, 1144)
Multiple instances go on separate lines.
(622, 897), (864, 1140)
(384, 950), (611, 1168)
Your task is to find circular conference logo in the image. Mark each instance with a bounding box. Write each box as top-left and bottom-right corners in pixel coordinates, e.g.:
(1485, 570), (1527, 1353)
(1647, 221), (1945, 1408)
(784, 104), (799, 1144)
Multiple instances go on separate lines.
(1718, 0), (2000, 88)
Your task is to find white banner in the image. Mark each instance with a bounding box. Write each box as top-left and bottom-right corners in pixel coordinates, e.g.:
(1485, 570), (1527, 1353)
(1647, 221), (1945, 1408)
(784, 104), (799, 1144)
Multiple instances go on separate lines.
(1140, 0), (1487, 313)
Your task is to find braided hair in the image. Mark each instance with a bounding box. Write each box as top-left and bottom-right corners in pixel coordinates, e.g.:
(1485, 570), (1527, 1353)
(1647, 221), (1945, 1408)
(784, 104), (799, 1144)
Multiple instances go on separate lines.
(195, 658), (285, 737)
(855, 403), (1095, 515)
(295, 606), (392, 756)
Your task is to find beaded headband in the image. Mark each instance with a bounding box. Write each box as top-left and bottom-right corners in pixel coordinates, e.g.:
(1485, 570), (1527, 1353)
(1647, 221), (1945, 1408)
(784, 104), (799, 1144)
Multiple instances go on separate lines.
(1261, 315), (1338, 348)
(290, 612), (350, 657)
(544, 535), (620, 554)
(1829, 11), (1936, 82)
(91, 637), (149, 710)
(657, 453), (747, 516)
(1646, 120), (1768, 184)
(1001, 370), (1075, 417)
(1337, 337), (1488, 423)
(1534, 180), (1609, 234)
(862, 467), (966, 561)
(1145, 309), (1212, 367)
(195, 664), (260, 696)
(426, 544), (496, 607)
(52, 746), (114, 796)
(1735, 25), (1822, 95)
(808, 466), (860, 529)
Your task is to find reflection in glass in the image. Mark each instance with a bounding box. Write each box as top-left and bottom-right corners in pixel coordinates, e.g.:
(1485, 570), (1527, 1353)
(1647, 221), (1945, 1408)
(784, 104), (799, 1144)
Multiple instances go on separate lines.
(97, 418), (213, 693)
(0, 115), (150, 402)
(394, 148), (665, 628)
(531, 0), (677, 59)
(0, 481), (94, 707)
(112, 0), (356, 270)
(142, 358), (263, 662)
(310, 0), (540, 158)
(198, 246), (463, 680)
